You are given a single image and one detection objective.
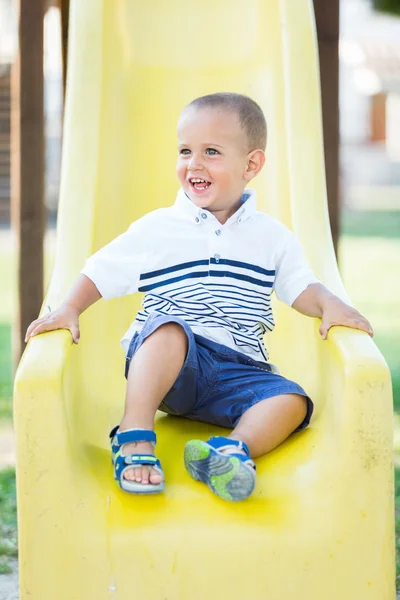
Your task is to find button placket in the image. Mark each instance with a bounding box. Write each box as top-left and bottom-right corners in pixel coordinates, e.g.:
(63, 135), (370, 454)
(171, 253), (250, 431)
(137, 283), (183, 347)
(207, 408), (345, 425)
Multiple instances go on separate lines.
(209, 224), (228, 274)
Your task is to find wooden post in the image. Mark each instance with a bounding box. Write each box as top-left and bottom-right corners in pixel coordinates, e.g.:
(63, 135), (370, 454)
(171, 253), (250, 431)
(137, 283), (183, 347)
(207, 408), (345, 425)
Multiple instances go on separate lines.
(60, 0), (70, 96)
(11, 0), (45, 363)
(47, 0), (70, 93)
(313, 0), (340, 255)
(371, 93), (387, 143)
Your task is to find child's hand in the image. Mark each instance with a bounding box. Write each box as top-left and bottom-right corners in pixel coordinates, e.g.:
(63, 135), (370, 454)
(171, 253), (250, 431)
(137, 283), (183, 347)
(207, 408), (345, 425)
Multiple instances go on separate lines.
(319, 296), (373, 340)
(25, 304), (81, 344)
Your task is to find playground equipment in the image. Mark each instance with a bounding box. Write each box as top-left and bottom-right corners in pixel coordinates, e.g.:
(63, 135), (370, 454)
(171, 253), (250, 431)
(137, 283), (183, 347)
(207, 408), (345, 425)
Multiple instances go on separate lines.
(14, 0), (395, 598)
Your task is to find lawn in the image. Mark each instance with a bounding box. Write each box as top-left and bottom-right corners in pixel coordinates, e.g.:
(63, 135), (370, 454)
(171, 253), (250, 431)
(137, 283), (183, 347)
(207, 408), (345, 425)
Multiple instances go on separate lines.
(0, 467), (17, 574)
(0, 217), (399, 578)
(338, 234), (400, 413)
(0, 324), (12, 423)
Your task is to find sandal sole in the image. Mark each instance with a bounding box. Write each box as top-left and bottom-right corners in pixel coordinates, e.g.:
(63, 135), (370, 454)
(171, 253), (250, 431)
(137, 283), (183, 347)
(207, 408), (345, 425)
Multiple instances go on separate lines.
(118, 481), (165, 495)
(112, 452), (164, 495)
(184, 440), (255, 502)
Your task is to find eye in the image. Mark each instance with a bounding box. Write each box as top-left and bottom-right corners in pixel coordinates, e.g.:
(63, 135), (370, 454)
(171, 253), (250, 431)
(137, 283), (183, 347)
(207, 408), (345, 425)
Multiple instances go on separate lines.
(206, 148), (219, 155)
(179, 149), (191, 155)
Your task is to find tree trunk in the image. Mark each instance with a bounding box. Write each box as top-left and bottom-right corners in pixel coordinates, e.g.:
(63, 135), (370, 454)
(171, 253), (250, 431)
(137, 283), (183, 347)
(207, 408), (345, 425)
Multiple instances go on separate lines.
(313, 0), (340, 255)
(60, 0), (70, 95)
(11, 0), (45, 364)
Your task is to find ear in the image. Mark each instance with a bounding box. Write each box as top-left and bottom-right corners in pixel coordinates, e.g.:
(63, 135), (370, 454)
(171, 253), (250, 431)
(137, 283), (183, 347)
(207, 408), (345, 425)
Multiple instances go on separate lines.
(243, 149), (266, 181)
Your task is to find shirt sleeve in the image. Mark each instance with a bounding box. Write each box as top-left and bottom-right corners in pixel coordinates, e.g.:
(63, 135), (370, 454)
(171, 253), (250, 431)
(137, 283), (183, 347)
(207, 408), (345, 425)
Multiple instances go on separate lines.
(273, 229), (319, 306)
(80, 220), (148, 300)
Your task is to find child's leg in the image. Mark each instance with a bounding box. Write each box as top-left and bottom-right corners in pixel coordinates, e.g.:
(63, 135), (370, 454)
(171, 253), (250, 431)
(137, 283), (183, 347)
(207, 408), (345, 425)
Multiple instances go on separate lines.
(227, 394), (308, 458)
(184, 394), (308, 502)
(119, 322), (188, 485)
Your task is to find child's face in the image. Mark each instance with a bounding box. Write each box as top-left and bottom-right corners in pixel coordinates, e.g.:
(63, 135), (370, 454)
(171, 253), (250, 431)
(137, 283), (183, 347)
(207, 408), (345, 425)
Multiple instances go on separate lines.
(176, 107), (264, 220)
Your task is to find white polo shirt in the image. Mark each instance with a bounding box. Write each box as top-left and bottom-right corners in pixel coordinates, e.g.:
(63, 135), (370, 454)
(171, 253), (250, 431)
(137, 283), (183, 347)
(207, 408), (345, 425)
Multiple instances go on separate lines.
(81, 188), (318, 363)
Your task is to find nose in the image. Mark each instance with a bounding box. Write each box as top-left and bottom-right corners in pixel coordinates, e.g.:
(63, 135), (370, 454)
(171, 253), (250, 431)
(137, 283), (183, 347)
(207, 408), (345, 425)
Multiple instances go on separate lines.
(187, 153), (204, 171)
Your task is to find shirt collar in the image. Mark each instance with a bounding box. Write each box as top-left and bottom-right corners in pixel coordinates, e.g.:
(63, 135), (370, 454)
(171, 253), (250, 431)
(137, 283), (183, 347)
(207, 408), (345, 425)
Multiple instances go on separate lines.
(173, 188), (257, 225)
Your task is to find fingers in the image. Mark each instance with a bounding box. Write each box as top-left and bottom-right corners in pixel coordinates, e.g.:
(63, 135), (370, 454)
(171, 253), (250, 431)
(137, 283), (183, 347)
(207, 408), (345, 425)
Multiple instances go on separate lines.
(319, 318), (374, 340)
(347, 309), (374, 336)
(364, 319), (374, 337)
(70, 325), (80, 345)
(350, 318), (374, 337)
(28, 318), (60, 340)
(343, 315), (373, 336)
(25, 314), (51, 342)
(25, 312), (81, 344)
(319, 322), (330, 340)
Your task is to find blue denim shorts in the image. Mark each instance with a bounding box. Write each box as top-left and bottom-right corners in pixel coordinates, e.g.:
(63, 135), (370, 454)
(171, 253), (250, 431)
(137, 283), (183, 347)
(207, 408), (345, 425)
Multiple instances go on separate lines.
(124, 313), (314, 430)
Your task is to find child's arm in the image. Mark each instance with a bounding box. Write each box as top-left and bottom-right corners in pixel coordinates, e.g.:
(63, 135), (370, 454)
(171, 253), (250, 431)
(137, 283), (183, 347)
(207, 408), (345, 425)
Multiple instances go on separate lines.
(292, 282), (373, 340)
(25, 212), (153, 344)
(25, 274), (101, 344)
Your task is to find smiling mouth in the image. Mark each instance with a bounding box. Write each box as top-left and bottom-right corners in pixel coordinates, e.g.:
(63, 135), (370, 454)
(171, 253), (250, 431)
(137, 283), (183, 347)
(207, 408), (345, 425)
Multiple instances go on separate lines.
(188, 178), (212, 192)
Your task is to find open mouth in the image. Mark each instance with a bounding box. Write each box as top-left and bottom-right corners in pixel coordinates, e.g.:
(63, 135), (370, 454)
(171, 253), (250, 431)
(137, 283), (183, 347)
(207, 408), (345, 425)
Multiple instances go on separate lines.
(188, 178), (212, 194)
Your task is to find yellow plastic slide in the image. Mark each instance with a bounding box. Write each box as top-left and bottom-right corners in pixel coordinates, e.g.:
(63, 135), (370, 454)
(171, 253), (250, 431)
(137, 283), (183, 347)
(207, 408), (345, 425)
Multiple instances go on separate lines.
(14, 0), (395, 598)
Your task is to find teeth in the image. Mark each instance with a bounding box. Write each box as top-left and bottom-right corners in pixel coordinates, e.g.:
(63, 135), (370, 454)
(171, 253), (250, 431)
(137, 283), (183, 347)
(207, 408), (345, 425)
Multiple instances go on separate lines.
(190, 178), (209, 183)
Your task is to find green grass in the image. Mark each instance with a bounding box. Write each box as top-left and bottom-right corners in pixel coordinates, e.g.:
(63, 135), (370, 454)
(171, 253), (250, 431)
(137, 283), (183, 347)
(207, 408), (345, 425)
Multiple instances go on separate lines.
(396, 467), (400, 589)
(0, 324), (12, 423)
(0, 467), (17, 574)
(338, 235), (400, 412)
(373, 0), (400, 18)
(341, 209), (400, 239)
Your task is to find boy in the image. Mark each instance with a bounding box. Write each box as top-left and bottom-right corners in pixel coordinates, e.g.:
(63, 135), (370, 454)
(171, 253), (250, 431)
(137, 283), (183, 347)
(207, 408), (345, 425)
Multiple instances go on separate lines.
(25, 93), (373, 502)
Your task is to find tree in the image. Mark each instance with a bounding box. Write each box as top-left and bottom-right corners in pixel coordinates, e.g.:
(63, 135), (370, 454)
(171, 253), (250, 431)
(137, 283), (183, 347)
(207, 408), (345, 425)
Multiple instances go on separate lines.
(11, 0), (44, 364)
(313, 0), (340, 255)
(373, 0), (400, 16)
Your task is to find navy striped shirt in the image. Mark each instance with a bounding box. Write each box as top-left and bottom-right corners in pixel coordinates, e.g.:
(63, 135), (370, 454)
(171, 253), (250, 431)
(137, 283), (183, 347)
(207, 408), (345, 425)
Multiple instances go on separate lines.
(82, 188), (318, 363)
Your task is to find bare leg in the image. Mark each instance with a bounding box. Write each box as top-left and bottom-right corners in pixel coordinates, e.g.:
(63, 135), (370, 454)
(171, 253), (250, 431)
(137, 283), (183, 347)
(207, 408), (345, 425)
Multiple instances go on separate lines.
(227, 394), (308, 458)
(119, 323), (188, 485)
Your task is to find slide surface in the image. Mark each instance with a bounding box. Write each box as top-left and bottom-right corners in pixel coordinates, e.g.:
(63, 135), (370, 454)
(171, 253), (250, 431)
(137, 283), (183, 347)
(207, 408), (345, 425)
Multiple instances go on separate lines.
(14, 1), (395, 598)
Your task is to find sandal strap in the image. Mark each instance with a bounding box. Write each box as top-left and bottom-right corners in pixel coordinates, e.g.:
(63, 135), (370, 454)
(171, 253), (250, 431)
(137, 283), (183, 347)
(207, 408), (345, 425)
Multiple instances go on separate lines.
(123, 454), (160, 466)
(207, 436), (251, 457)
(207, 436), (256, 470)
(110, 427), (157, 446)
(114, 452), (163, 479)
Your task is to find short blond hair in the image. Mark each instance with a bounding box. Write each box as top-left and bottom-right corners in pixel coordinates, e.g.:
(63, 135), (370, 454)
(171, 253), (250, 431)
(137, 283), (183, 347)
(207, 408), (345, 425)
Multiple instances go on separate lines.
(185, 92), (267, 152)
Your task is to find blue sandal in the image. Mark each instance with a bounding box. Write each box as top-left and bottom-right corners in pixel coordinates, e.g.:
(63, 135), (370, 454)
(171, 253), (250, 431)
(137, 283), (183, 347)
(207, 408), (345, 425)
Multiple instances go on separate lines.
(109, 426), (165, 494)
(184, 436), (256, 502)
